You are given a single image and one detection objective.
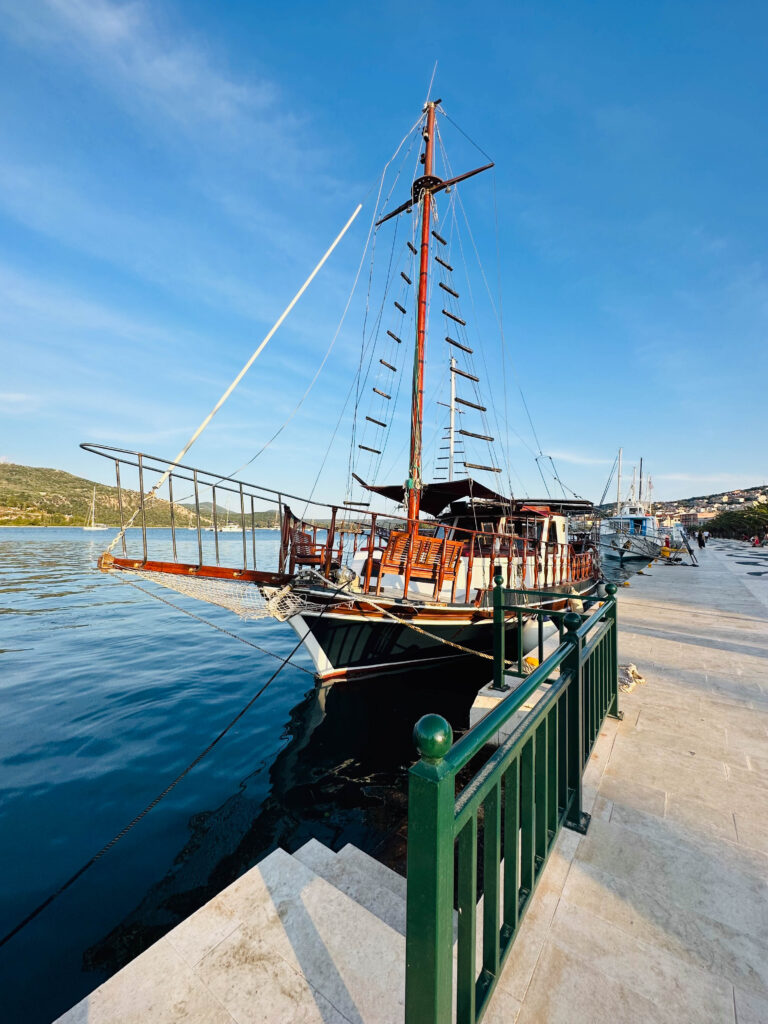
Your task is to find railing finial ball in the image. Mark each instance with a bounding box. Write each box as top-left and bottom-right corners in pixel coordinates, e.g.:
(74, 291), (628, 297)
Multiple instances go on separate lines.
(414, 713), (453, 762)
(605, 582), (618, 596)
(563, 611), (581, 633)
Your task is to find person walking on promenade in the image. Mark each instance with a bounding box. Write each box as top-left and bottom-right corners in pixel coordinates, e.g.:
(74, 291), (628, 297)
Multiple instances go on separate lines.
(697, 531), (706, 550)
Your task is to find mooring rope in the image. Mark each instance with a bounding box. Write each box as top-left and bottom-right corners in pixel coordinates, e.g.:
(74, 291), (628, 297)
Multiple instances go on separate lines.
(309, 569), (511, 665)
(0, 573), (354, 949)
(0, 627), (307, 949)
(116, 575), (313, 674)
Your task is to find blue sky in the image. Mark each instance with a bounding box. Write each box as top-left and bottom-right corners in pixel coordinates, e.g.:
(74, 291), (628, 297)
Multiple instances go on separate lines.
(0, 0), (766, 506)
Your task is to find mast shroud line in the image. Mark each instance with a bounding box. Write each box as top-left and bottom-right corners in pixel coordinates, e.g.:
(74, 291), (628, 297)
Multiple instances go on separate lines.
(107, 203), (363, 553)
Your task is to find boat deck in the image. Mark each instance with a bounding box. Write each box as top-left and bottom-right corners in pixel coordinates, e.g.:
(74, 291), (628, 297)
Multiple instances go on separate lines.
(54, 540), (768, 1023)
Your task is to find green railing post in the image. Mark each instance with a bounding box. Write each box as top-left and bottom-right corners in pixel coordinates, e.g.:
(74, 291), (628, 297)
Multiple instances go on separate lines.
(562, 611), (590, 835)
(492, 571), (508, 691)
(405, 714), (455, 1024)
(605, 583), (623, 720)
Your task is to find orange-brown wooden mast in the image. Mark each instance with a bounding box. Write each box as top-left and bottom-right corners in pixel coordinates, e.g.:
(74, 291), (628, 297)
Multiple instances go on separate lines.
(407, 101), (438, 525)
(374, 100), (493, 527)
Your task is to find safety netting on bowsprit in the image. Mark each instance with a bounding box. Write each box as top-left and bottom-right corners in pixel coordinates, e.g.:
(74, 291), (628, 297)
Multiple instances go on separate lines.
(118, 568), (307, 622)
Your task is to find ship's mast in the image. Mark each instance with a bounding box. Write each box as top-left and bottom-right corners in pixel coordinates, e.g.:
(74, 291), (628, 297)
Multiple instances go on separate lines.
(616, 447), (622, 514)
(373, 98), (493, 523)
(407, 100), (438, 525)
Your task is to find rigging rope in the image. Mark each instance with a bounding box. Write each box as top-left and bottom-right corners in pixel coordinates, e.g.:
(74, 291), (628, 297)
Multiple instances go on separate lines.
(436, 109), (556, 499)
(349, 122), (425, 499)
(0, 571), (356, 949)
(309, 570), (504, 663)
(597, 453), (619, 509)
(116, 577), (313, 674)
(107, 204), (363, 554)
(227, 114), (424, 484)
(0, 621), (308, 950)
(434, 126), (529, 496)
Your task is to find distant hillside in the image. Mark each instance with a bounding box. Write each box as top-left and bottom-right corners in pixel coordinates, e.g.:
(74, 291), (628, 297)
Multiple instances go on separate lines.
(0, 463), (278, 528)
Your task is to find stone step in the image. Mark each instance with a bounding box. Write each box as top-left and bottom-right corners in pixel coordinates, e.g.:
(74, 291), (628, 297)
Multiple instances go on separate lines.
(55, 847), (405, 1024)
(336, 843), (407, 902)
(293, 838), (407, 936)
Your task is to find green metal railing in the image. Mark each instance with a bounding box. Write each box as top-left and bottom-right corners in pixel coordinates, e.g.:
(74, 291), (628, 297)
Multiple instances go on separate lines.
(404, 579), (620, 1024)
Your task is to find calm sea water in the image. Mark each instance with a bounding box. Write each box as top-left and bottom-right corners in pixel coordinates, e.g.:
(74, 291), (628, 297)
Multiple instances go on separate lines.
(0, 528), (477, 1023)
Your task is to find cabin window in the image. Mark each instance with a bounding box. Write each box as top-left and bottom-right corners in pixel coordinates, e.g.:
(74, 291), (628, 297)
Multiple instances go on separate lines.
(632, 519), (644, 535)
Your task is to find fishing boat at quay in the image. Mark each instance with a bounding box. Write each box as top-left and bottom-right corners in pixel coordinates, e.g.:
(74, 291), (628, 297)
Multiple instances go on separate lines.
(85, 96), (602, 680)
(599, 453), (663, 569)
(600, 501), (663, 567)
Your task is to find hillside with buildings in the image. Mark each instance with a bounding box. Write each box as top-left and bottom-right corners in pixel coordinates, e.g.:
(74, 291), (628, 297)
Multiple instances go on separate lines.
(599, 483), (767, 527)
(628, 484), (767, 527)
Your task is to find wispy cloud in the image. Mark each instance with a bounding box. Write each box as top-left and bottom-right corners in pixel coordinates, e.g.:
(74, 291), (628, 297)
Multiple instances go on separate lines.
(0, 0), (337, 192)
(0, 392), (39, 414)
(0, 261), (189, 352)
(0, 392), (34, 403)
(546, 450), (612, 466)
(654, 472), (749, 485)
(0, 160), (284, 319)
(4, 0), (273, 134)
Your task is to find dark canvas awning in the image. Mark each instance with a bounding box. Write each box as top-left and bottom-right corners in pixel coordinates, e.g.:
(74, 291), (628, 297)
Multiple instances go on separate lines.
(352, 474), (511, 517)
(352, 474), (595, 518)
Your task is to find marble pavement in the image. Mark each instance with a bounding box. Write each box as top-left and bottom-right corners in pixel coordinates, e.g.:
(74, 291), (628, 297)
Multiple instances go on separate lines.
(492, 539), (768, 1023)
(55, 539), (768, 1023)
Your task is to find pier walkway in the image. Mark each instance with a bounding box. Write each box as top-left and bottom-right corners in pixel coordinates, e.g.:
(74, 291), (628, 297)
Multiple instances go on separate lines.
(56, 540), (768, 1023)
(493, 539), (768, 1023)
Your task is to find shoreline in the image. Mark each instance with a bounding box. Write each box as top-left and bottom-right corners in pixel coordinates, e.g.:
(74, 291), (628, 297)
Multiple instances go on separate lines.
(0, 525), (281, 530)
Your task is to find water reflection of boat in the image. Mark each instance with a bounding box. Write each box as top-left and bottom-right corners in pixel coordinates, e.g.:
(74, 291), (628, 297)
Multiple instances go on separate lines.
(81, 663), (476, 976)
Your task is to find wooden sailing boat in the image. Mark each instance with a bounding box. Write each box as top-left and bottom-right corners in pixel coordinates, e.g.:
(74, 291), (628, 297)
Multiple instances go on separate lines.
(86, 97), (601, 679)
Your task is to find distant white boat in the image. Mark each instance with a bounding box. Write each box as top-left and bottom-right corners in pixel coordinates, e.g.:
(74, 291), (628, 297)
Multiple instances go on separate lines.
(206, 508), (241, 533)
(83, 486), (109, 531)
(599, 453), (662, 567)
(600, 502), (663, 565)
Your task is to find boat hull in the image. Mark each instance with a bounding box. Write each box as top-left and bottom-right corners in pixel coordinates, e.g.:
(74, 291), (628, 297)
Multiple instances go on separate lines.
(288, 582), (596, 680)
(599, 533), (661, 565)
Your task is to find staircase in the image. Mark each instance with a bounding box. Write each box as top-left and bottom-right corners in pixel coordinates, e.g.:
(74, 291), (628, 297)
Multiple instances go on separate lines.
(55, 842), (409, 1024)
